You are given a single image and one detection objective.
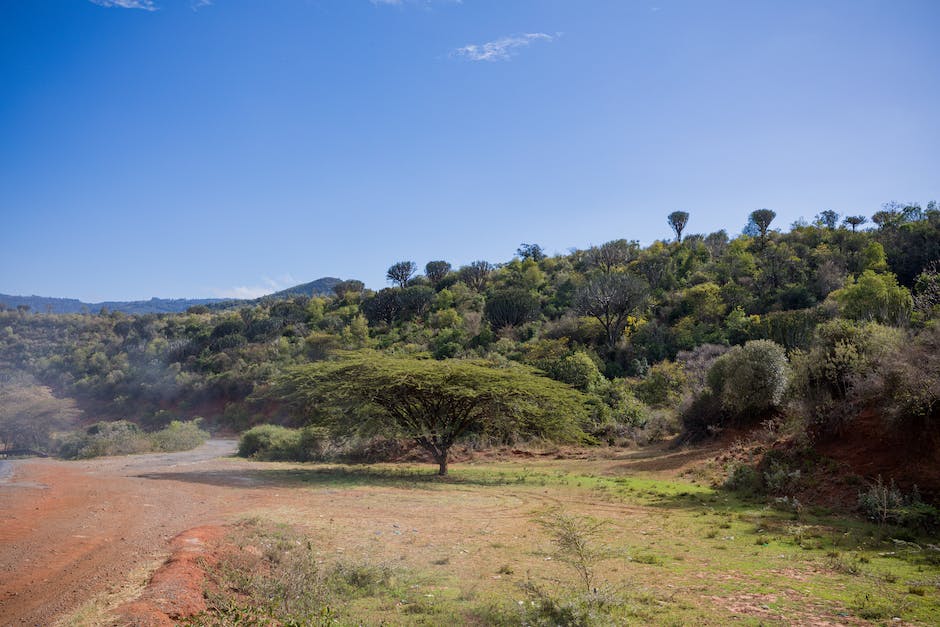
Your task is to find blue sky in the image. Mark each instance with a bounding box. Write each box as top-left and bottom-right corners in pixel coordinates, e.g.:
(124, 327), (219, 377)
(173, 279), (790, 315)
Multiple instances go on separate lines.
(1, 0), (938, 301)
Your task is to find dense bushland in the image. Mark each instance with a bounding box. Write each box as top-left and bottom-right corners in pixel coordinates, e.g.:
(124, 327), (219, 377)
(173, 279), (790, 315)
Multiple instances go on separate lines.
(1, 203), (938, 473)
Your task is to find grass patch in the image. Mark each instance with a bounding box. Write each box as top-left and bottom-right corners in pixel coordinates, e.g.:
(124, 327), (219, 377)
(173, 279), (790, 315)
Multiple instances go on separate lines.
(177, 454), (940, 625)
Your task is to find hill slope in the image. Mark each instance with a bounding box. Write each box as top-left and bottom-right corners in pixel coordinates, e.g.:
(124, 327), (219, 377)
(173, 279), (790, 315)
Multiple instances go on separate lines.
(265, 277), (342, 299)
(0, 277), (344, 315)
(0, 294), (228, 315)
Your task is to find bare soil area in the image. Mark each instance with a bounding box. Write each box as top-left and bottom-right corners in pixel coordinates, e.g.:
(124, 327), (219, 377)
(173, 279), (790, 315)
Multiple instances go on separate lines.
(0, 440), (251, 625)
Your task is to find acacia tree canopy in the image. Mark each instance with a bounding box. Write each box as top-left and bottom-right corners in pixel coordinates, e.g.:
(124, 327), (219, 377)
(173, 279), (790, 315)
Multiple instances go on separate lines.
(667, 211), (690, 242)
(273, 353), (588, 475)
(424, 260), (452, 287)
(749, 209), (777, 244)
(386, 261), (417, 288)
(843, 215), (867, 232)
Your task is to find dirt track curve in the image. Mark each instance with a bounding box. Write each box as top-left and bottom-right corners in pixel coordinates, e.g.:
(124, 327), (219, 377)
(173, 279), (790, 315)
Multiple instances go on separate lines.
(0, 440), (247, 626)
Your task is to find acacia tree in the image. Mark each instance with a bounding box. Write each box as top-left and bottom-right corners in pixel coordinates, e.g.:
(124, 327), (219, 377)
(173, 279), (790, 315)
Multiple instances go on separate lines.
(576, 273), (649, 351)
(843, 215), (867, 232)
(274, 353), (587, 475)
(667, 211), (690, 242)
(386, 261), (416, 288)
(749, 209), (777, 246)
(424, 260), (452, 287)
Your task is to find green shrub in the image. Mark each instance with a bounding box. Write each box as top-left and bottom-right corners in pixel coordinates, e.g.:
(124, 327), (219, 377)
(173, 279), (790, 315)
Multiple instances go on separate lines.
(762, 458), (802, 494)
(857, 477), (940, 531)
(633, 360), (686, 407)
(832, 270), (913, 325)
(586, 379), (652, 443)
(548, 351), (604, 393)
(430, 327), (465, 359)
(329, 560), (396, 598)
(59, 420), (152, 459)
(797, 320), (902, 398)
(680, 389), (723, 440)
(237, 424), (327, 461)
(296, 426), (328, 461)
(869, 322), (940, 440)
(200, 519), (334, 624)
(723, 462), (762, 495)
(237, 424), (301, 460)
(59, 418), (209, 459)
(194, 519), (408, 625)
(605, 384), (651, 428)
(707, 340), (789, 423)
(333, 435), (410, 463)
(789, 319), (904, 434)
(633, 409), (679, 444)
(149, 418), (209, 452)
(519, 510), (625, 626)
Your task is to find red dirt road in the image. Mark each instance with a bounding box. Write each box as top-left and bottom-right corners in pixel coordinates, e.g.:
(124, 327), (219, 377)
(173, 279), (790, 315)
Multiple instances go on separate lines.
(0, 440), (254, 626)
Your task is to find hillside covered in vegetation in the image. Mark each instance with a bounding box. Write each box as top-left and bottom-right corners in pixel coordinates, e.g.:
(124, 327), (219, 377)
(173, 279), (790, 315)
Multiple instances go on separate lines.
(2, 204), (939, 498)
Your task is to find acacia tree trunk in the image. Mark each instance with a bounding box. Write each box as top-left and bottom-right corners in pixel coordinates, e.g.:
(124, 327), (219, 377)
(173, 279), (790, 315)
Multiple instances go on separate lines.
(435, 450), (449, 476)
(416, 437), (451, 476)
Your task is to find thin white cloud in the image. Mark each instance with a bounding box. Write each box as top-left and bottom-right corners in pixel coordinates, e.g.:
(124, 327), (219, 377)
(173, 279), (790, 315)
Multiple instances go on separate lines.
(212, 275), (297, 300)
(192, 0), (212, 9)
(454, 33), (556, 62)
(371, 0), (462, 6)
(215, 286), (273, 300)
(89, 0), (157, 10)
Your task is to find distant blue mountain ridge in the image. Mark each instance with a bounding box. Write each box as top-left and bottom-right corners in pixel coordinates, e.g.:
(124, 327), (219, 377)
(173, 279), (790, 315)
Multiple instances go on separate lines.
(0, 277), (343, 315)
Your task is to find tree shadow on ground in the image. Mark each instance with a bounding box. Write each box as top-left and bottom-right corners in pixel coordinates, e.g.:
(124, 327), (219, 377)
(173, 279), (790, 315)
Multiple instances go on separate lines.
(135, 464), (543, 490)
(606, 446), (722, 473)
